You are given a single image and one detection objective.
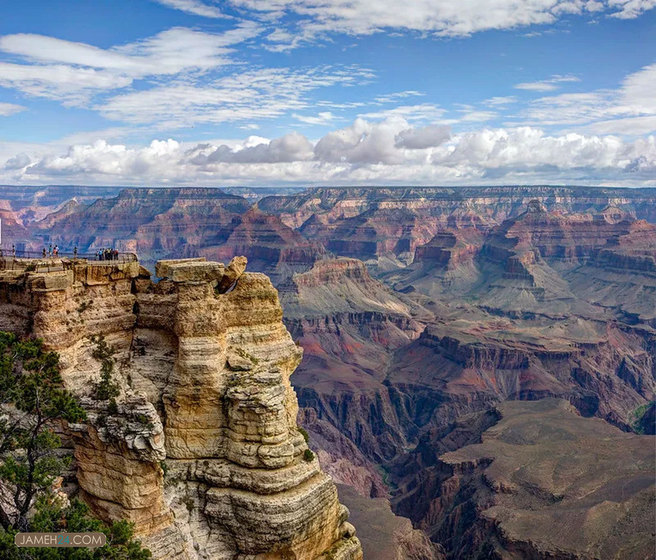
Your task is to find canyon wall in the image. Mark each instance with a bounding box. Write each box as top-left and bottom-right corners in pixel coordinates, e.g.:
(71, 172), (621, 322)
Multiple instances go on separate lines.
(0, 255), (362, 560)
(391, 399), (655, 559)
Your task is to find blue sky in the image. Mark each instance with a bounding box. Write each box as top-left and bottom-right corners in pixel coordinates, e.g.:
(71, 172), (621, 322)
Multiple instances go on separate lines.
(0, 0), (654, 186)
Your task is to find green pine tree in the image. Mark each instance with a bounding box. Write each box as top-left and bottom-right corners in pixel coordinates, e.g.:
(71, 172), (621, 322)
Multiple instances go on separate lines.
(0, 332), (151, 559)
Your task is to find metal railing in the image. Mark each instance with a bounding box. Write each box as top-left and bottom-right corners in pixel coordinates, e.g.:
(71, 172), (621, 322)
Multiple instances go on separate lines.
(0, 249), (137, 263)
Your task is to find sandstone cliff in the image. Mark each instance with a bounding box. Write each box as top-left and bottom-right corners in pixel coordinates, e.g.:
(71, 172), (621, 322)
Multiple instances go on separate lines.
(0, 255), (362, 560)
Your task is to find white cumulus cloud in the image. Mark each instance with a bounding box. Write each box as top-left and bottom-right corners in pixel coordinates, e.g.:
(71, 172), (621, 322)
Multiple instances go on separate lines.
(395, 124), (451, 149)
(4, 119), (654, 186)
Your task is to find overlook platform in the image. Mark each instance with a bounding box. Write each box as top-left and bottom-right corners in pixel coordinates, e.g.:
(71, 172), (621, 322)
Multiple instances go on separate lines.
(0, 252), (138, 274)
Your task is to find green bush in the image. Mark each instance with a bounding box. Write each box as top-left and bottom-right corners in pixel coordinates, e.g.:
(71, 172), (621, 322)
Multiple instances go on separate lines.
(92, 336), (120, 401)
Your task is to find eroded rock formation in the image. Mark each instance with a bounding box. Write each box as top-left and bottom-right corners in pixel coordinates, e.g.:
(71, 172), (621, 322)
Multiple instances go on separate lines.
(0, 255), (362, 560)
(392, 399), (655, 559)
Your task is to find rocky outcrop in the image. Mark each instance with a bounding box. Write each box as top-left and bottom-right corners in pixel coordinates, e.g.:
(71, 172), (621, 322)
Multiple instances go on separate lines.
(413, 231), (480, 269)
(0, 256), (362, 560)
(198, 208), (327, 284)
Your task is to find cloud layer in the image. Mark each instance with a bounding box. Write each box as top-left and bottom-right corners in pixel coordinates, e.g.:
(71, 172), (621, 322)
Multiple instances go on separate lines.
(98, 65), (372, 128)
(0, 25), (260, 106)
(4, 118), (654, 185)
(0, 0), (654, 187)
(152, 0), (656, 48)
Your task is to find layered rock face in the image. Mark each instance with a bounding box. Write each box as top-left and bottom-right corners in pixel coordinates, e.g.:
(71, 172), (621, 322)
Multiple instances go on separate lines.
(283, 258), (428, 469)
(196, 208), (327, 285)
(0, 256), (362, 560)
(258, 186), (656, 264)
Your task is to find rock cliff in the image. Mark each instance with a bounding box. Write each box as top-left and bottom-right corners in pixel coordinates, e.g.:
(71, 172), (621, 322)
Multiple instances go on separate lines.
(0, 255), (362, 560)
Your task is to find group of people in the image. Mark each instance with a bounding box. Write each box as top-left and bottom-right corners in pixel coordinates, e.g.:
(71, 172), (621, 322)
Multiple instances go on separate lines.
(37, 245), (119, 260)
(97, 248), (120, 261)
(41, 244), (60, 258)
(1, 244), (122, 261)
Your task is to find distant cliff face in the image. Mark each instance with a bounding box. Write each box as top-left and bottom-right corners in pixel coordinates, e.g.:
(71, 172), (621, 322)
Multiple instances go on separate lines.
(19, 188), (324, 281)
(258, 186), (656, 263)
(0, 256), (362, 560)
(11, 185), (656, 275)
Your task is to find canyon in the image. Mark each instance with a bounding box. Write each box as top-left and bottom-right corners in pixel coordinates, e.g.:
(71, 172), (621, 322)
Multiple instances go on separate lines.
(1, 185), (654, 558)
